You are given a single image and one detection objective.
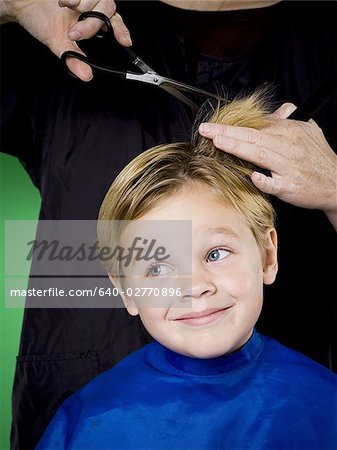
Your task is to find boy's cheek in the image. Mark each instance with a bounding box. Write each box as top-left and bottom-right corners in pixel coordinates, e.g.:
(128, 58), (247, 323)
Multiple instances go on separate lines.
(119, 279), (184, 310)
(220, 264), (263, 292)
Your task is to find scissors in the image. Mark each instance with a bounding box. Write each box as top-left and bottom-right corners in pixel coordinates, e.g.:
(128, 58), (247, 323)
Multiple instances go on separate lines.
(61, 11), (224, 112)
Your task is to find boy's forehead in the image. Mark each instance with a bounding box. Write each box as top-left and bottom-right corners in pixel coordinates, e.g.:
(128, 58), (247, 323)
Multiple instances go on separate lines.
(119, 219), (245, 259)
(121, 220), (192, 245)
(127, 188), (246, 229)
(121, 220), (192, 260)
(202, 225), (241, 241)
(119, 186), (250, 252)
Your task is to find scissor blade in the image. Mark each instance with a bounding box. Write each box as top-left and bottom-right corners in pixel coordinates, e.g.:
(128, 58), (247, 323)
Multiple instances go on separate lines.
(126, 72), (199, 110)
(159, 78), (225, 103)
(126, 72), (224, 110)
(160, 85), (199, 111)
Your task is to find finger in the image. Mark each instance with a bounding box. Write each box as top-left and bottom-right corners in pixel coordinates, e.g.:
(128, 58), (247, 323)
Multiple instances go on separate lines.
(68, 18), (102, 41)
(67, 0), (114, 40)
(66, 54), (93, 81)
(54, 39), (93, 81)
(60, 0), (102, 41)
(58, 0), (81, 6)
(200, 122), (282, 150)
(200, 123), (263, 145)
(68, 10), (132, 47)
(213, 134), (284, 171)
(268, 102), (297, 119)
(199, 105), (298, 138)
(199, 122), (297, 162)
(59, 0), (99, 12)
(199, 122), (233, 138)
(66, 0), (132, 46)
(251, 172), (283, 196)
(68, 12), (132, 45)
(110, 12), (132, 46)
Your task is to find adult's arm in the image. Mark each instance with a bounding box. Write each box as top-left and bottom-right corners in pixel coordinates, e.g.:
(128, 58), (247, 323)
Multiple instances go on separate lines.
(0, 0), (132, 81)
(199, 103), (337, 231)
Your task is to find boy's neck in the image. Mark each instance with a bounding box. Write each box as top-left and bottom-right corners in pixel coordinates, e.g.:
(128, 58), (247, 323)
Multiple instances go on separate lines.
(161, 329), (263, 376)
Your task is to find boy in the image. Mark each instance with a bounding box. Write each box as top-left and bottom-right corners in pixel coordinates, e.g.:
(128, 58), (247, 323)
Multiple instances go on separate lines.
(37, 93), (337, 449)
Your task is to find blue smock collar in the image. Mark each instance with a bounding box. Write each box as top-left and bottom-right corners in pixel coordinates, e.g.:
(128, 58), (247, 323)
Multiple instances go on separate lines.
(160, 329), (264, 377)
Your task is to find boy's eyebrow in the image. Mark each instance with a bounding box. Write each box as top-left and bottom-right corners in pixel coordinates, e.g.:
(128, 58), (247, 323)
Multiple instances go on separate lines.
(205, 226), (241, 240)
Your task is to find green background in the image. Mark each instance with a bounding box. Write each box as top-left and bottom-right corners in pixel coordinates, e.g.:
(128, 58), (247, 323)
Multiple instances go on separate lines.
(0, 153), (41, 450)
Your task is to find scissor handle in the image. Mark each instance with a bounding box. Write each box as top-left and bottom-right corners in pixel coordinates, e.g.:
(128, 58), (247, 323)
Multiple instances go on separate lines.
(78, 11), (114, 36)
(61, 11), (149, 79)
(60, 50), (126, 78)
(78, 11), (152, 71)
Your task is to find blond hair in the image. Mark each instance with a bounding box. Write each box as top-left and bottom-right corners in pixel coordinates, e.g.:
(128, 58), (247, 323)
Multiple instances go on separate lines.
(98, 91), (275, 273)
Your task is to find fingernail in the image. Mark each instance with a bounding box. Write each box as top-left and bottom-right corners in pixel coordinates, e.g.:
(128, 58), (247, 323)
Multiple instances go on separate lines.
(123, 34), (133, 46)
(199, 123), (211, 134)
(68, 30), (82, 41)
(254, 172), (261, 181)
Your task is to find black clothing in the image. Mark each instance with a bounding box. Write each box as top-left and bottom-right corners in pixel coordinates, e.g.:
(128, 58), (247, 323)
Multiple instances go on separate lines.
(1, 1), (337, 449)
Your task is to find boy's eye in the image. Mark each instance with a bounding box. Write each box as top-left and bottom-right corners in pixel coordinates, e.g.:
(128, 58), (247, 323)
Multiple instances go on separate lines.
(146, 263), (173, 277)
(207, 248), (230, 262)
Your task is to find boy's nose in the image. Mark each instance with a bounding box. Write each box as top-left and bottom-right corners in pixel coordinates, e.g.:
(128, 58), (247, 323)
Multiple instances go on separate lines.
(181, 267), (217, 300)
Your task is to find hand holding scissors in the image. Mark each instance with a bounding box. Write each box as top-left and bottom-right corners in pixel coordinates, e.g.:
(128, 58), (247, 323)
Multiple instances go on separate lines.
(3, 0), (131, 81)
(61, 11), (224, 111)
(60, 0), (132, 80)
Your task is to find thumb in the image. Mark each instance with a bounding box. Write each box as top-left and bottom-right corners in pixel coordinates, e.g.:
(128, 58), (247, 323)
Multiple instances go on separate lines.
(54, 39), (93, 82)
(269, 102), (297, 120)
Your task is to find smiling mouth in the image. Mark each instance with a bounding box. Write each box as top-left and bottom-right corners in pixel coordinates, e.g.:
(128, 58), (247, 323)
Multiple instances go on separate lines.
(174, 307), (233, 326)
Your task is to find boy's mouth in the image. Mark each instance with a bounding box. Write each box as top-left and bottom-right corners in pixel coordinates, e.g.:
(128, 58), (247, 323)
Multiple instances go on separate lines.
(174, 306), (233, 326)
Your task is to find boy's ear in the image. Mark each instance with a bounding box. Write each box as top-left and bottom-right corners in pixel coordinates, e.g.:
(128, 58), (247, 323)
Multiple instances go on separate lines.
(108, 274), (139, 317)
(263, 228), (278, 285)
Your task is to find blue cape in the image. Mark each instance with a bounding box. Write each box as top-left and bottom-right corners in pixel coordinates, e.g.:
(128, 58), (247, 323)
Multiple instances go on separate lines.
(37, 330), (337, 449)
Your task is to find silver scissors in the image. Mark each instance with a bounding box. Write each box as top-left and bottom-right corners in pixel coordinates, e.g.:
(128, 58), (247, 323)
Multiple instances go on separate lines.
(60, 11), (224, 112)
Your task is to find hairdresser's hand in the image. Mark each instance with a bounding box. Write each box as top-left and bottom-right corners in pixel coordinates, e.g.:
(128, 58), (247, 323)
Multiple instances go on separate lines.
(199, 102), (337, 230)
(1, 0), (132, 81)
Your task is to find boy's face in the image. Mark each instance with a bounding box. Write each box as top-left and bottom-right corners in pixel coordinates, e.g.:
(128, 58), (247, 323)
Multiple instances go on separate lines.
(112, 184), (277, 359)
